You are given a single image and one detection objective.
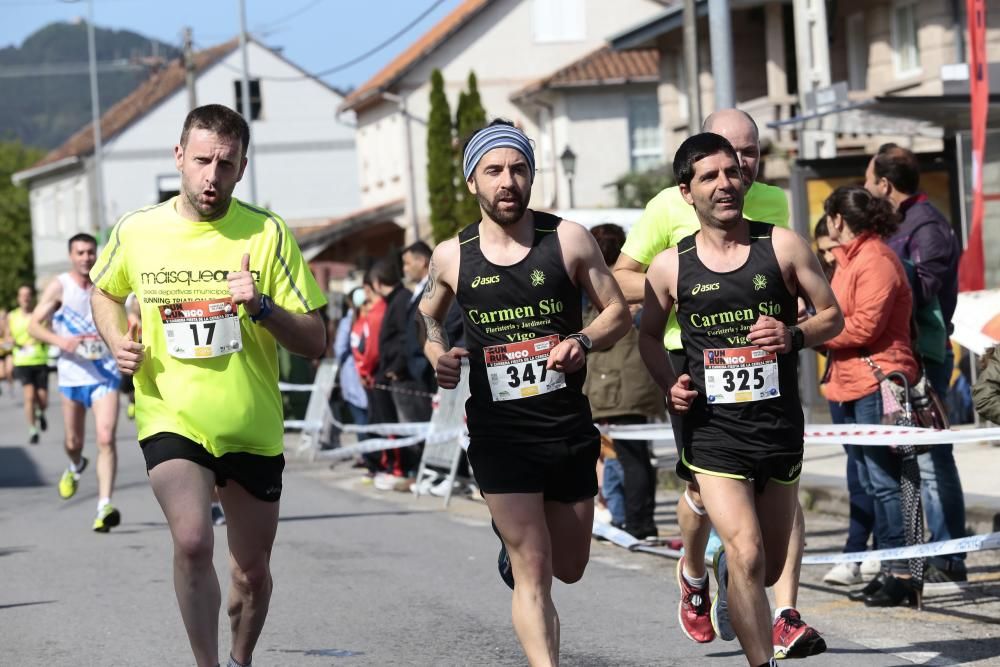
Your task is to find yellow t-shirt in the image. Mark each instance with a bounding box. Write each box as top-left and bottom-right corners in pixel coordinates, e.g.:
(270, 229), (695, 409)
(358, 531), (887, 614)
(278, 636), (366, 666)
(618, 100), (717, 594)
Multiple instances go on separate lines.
(621, 181), (790, 350)
(91, 197), (327, 457)
(8, 307), (49, 366)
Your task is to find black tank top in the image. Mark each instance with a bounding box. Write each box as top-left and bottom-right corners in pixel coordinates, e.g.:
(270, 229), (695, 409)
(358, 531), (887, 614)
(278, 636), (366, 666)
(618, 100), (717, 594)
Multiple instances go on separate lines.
(676, 221), (803, 451)
(457, 212), (593, 442)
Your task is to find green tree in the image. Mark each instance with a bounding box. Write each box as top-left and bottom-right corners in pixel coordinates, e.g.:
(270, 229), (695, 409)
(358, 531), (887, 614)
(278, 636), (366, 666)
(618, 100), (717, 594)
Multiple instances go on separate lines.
(454, 71), (487, 226)
(612, 167), (675, 209)
(0, 142), (44, 307)
(427, 69), (458, 243)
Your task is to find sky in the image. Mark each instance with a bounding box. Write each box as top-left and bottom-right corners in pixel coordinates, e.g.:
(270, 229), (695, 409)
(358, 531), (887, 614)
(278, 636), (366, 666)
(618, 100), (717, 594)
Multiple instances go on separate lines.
(0, 0), (466, 91)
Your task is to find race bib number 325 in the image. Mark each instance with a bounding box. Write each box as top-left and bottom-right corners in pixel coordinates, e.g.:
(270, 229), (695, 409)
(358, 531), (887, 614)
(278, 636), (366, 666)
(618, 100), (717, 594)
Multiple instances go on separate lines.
(703, 346), (780, 404)
(160, 298), (242, 359)
(484, 334), (566, 402)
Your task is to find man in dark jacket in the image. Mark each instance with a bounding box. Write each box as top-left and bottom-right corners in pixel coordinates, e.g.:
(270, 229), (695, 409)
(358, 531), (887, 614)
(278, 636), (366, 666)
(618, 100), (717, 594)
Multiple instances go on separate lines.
(866, 143), (968, 587)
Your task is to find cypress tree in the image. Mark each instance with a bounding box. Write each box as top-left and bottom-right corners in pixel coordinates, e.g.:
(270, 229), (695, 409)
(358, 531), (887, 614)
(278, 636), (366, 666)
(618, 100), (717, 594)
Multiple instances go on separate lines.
(455, 71), (487, 225)
(426, 69), (458, 243)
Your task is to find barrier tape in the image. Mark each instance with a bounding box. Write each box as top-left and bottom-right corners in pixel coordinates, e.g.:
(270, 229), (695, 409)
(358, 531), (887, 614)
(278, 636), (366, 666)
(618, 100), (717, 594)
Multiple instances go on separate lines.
(316, 427), (466, 461)
(278, 381), (437, 399)
(800, 531), (1000, 565)
(604, 423), (1000, 447)
(594, 519), (1000, 566)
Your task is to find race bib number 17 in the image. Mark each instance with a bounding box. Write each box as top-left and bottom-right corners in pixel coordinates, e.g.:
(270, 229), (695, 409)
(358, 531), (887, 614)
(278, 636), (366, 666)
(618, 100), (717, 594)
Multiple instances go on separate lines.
(160, 298), (242, 359)
(703, 346), (780, 404)
(484, 334), (566, 402)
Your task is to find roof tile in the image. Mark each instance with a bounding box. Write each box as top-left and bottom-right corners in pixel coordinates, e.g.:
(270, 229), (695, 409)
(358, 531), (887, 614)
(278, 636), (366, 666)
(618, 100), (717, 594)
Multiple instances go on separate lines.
(512, 45), (659, 100)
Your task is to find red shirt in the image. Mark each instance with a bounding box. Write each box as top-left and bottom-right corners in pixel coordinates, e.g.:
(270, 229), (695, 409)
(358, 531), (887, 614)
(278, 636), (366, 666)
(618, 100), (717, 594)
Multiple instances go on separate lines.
(357, 297), (385, 382)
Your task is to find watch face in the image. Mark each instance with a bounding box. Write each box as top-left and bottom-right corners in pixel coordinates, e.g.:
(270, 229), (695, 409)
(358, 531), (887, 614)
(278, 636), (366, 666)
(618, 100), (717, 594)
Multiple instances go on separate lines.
(577, 334), (592, 350)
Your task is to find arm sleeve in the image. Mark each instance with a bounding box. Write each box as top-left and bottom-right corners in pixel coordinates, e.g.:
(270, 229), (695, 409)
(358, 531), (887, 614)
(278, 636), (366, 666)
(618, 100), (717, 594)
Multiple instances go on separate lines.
(973, 355), (1000, 424)
(90, 217), (134, 298)
(908, 223), (951, 309)
(269, 218), (327, 314)
(620, 193), (671, 265)
(825, 263), (900, 350)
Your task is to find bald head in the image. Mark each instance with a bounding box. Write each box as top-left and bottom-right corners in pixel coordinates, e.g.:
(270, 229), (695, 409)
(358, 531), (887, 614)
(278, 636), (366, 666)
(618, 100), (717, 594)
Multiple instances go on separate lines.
(702, 109), (761, 184)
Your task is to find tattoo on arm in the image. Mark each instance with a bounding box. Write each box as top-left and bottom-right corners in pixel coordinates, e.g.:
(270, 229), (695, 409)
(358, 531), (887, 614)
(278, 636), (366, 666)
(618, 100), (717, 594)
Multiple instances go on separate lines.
(423, 260), (438, 301)
(421, 312), (449, 349)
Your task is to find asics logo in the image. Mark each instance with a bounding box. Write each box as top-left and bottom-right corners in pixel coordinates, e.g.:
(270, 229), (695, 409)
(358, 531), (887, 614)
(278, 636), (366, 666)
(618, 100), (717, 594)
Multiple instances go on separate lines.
(788, 461), (802, 478)
(692, 282), (720, 295)
(471, 275), (500, 288)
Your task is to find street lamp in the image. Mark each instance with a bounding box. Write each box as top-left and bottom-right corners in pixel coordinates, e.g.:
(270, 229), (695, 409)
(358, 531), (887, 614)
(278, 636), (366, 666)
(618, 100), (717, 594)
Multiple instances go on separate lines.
(560, 146), (577, 209)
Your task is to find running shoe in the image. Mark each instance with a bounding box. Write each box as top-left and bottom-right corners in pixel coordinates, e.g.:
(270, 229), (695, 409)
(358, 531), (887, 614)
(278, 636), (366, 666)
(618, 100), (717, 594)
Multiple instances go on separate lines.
(773, 608), (826, 659)
(92, 504), (121, 533)
(211, 503), (226, 526)
(676, 556), (715, 643)
(37, 410), (47, 432)
(823, 562), (861, 586)
(711, 546), (736, 641)
(492, 520), (515, 590)
(58, 457), (87, 499)
(29, 428), (39, 445)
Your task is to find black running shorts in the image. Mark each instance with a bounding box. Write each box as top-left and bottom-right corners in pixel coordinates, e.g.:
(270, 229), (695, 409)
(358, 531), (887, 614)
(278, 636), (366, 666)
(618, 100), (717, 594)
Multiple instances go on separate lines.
(467, 430), (600, 503)
(13, 364), (49, 389)
(681, 443), (803, 494)
(140, 432), (284, 502)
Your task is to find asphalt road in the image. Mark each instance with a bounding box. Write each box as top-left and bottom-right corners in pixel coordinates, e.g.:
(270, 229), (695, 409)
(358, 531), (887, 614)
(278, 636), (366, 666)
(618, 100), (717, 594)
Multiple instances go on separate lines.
(1, 388), (999, 666)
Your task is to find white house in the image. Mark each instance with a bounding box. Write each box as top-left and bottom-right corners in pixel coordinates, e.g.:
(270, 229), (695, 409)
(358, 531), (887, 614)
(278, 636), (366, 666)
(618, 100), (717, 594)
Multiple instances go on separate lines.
(336, 0), (669, 243)
(13, 38), (359, 280)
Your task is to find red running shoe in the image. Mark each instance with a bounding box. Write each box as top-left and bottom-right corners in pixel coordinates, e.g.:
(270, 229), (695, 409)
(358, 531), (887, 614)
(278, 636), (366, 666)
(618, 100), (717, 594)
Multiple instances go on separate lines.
(676, 556), (715, 643)
(773, 608), (827, 659)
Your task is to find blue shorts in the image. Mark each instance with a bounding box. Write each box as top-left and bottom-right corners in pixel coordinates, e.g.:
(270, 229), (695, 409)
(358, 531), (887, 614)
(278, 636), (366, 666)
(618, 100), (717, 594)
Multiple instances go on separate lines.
(59, 382), (118, 409)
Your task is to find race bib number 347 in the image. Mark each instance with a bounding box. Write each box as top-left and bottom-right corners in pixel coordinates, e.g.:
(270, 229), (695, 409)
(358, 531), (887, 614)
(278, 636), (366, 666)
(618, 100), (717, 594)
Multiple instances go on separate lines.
(484, 334), (566, 402)
(160, 298), (242, 359)
(703, 346), (780, 404)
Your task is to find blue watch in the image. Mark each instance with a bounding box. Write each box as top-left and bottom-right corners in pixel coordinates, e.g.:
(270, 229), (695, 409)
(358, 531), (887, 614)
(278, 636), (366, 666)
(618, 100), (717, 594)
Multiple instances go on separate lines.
(250, 294), (274, 323)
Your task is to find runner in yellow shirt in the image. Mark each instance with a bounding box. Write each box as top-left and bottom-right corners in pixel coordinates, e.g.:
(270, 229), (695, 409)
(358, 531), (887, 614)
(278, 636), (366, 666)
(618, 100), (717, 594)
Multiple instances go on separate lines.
(8, 284), (50, 444)
(91, 104), (327, 667)
(614, 109), (825, 660)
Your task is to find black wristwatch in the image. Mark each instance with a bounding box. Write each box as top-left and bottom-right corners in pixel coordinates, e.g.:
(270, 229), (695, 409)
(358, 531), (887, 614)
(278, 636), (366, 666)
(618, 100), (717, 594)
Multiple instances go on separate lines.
(788, 325), (805, 352)
(250, 294), (274, 323)
(566, 332), (592, 354)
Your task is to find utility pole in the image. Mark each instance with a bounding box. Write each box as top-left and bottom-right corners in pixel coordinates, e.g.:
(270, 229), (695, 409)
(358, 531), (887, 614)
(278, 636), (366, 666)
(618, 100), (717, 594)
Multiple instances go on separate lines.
(85, 1), (106, 234)
(793, 0), (835, 158)
(707, 0), (735, 110)
(682, 0), (701, 134)
(183, 27), (197, 111)
(236, 0), (258, 203)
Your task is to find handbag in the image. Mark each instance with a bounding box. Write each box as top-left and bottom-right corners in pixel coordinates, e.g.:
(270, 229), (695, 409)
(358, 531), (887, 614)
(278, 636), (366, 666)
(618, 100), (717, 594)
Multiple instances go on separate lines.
(863, 357), (950, 456)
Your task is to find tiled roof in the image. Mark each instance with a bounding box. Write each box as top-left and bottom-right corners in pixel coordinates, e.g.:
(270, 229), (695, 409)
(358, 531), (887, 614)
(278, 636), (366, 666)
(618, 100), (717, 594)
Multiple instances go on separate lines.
(29, 39), (240, 170)
(340, 0), (493, 112)
(511, 45), (659, 100)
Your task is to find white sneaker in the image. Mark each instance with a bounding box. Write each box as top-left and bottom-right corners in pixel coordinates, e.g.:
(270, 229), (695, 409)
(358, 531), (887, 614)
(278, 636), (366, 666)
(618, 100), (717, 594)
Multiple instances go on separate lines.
(411, 475), (438, 495)
(373, 473), (396, 491)
(429, 478), (468, 497)
(594, 506), (613, 525)
(823, 561), (861, 586)
(861, 559), (881, 576)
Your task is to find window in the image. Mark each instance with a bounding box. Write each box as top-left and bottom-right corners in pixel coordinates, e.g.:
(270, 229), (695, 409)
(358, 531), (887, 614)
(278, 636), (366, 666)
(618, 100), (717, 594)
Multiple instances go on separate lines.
(234, 79), (262, 120)
(890, 2), (921, 78)
(533, 0), (585, 43)
(627, 94), (663, 172)
(846, 12), (868, 91)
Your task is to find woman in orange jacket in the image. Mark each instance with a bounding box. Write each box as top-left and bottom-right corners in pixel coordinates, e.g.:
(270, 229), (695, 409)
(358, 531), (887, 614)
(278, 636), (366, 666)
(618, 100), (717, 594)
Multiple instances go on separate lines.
(822, 185), (919, 607)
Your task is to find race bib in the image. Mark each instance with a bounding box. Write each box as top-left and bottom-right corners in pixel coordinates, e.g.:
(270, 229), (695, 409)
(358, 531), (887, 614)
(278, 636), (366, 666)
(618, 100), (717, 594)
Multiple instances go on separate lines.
(160, 298), (242, 359)
(703, 346), (780, 404)
(484, 334), (566, 402)
(76, 335), (109, 361)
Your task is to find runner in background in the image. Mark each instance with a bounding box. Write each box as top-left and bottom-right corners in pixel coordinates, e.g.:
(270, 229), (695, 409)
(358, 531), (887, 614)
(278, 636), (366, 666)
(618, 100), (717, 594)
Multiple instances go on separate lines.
(0, 308), (12, 396)
(8, 284), (50, 444)
(29, 233), (123, 532)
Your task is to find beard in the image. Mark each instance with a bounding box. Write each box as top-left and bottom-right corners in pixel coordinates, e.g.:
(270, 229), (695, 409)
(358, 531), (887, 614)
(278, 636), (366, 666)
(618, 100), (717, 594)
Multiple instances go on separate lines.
(478, 186), (529, 227)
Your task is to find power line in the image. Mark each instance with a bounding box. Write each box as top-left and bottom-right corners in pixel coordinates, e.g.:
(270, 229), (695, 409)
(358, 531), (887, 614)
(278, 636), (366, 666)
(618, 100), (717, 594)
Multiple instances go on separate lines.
(252, 0), (327, 35)
(210, 0), (449, 83)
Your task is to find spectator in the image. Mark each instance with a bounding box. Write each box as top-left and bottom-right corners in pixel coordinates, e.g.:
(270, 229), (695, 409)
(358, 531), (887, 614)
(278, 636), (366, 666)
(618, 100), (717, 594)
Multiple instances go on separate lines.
(973, 345), (1000, 424)
(335, 287), (369, 427)
(866, 143), (968, 587)
(399, 242), (437, 409)
(371, 257), (419, 485)
(820, 185), (919, 607)
(583, 223), (665, 540)
(813, 217), (881, 587)
(359, 269), (390, 480)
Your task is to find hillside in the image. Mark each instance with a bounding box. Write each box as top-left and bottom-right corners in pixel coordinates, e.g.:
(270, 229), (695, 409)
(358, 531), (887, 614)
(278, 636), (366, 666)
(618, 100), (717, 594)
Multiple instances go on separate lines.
(0, 21), (181, 150)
